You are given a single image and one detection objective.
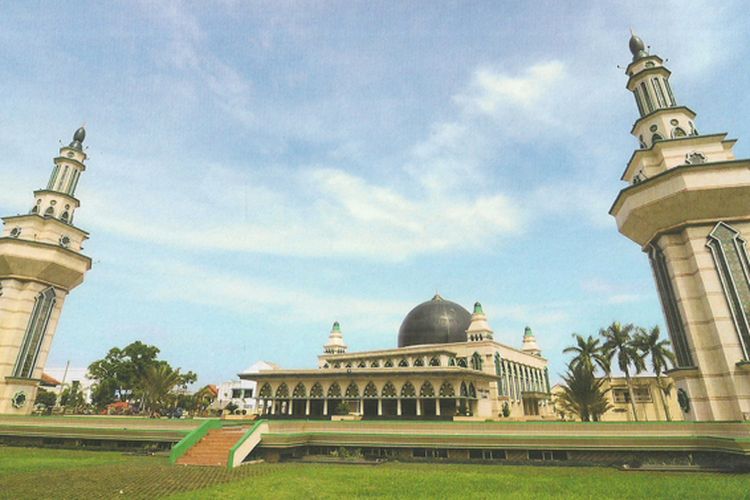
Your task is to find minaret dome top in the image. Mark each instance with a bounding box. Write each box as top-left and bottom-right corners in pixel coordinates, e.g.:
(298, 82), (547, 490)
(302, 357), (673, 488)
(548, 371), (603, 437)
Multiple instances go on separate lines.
(69, 126), (86, 151)
(629, 33), (648, 61)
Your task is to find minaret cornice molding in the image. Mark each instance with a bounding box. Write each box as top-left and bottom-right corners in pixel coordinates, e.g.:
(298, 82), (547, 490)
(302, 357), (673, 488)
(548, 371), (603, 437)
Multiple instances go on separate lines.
(629, 106), (697, 135)
(52, 155), (87, 170)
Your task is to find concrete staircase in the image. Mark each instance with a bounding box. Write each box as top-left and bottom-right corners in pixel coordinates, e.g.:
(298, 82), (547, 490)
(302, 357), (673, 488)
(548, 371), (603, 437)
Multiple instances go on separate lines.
(176, 426), (248, 466)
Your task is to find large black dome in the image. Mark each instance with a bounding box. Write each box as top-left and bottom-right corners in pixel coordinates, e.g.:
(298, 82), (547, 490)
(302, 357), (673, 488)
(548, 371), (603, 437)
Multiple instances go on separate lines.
(398, 294), (471, 347)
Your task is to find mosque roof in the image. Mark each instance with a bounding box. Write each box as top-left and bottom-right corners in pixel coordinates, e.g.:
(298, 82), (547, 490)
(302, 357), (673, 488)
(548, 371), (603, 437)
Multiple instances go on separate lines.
(397, 293), (471, 348)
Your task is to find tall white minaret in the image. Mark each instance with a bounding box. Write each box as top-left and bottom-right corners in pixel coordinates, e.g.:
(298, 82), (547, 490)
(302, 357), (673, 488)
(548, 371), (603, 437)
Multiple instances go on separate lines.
(521, 326), (541, 357)
(323, 321), (348, 355)
(466, 302), (494, 342)
(0, 127), (92, 414)
(611, 34), (750, 421)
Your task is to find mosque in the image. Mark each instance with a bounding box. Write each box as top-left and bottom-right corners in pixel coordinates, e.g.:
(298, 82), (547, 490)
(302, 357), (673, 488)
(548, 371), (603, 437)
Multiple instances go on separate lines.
(1, 33), (750, 424)
(241, 295), (551, 419)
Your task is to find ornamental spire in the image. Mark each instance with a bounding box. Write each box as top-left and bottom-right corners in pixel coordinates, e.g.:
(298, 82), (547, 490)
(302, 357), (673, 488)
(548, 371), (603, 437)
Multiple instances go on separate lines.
(466, 301), (493, 342)
(323, 321), (348, 354)
(522, 326), (541, 356)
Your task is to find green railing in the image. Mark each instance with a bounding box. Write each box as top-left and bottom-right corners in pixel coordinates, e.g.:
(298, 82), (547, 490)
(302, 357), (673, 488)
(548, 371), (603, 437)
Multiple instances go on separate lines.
(169, 419), (222, 464)
(227, 419), (268, 470)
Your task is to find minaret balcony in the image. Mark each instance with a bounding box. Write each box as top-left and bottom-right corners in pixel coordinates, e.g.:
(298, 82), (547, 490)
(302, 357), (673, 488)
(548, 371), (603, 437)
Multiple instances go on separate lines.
(610, 159), (750, 246)
(0, 238), (91, 291)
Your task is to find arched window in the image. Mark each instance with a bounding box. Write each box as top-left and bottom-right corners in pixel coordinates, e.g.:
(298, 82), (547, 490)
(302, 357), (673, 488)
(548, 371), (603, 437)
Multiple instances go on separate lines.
(60, 211), (70, 223)
(413, 357), (424, 367)
(292, 383), (306, 399)
(460, 382), (469, 398)
(357, 360), (366, 368)
(448, 357), (456, 367)
(398, 358), (409, 367)
(439, 382), (455, 398)
(468, 383), (477, 399)
(258, 383), (272, 398)
(13, 287), (56, 378)
(275, 383), (289, 399)
(672, 127), (687, 138)
(471, 352), (483, 371)
(344, 382), (360, 398)
(457, 358), (467, 368)
(310, 383), (324, 398)
(363, 382), (378, 398)
(652, 77), (667, 108)
(381, 382), (397, 398)
(651, 133), (663, 144)
(639, 82), (654, 113)
(429, 356), (440, 367)
(31, 205), (39, 214)
(400, 382), (416, 398)
(419, 381), (435, 398)
(327, 383), (342, 399)
(333, 362), (341, 369)
(44, 207), (54, 217)
(345, 361), (352, 368)
(384, 359), (394, 368)
(370, 360), (380, 368)
(494, 353), (505, 396)
(707, 222), (750, 360)
(323, 363), (329, 369)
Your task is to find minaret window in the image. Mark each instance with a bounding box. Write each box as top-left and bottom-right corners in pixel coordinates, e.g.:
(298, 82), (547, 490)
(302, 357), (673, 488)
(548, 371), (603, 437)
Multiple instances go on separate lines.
(47, 165), (60, 189)
(664, 80), (676, 106)
(471, 352), (483, 371)
(61, 211), (70, 223)
(44, 207), (54, 217)
(707, 222), (750, 360)
(429, 356), (440, 366)
(672, 127), (687, 138)
(652, 78), (667, 108)
(648, 244), (693, 367)
(633, 88), (646, 117)
(639, 82), (654, 113)
(56, 166), (69, 191)
(13, 287), (57, 378)
(651, 133), (663, 144)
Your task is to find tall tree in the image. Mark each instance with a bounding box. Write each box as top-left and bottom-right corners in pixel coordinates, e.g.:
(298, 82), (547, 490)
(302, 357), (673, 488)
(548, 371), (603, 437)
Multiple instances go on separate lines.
(556, 363), (612, 422)
(600, 322), (646, 421)
(563, 334), (611, 375)
(87, 341), (196, 412)
(138, 364), (182, 414)
(636, 326), (677, 421)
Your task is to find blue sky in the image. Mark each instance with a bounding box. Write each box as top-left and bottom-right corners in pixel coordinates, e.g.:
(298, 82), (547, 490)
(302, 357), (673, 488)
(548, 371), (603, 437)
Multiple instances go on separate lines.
(2, 1), (750, 386)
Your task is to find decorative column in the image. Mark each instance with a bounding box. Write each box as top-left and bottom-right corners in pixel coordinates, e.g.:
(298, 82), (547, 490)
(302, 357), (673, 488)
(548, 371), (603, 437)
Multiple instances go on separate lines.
(323, 399), (328, 416)
(397, 399), (402, 416)
(416, 399), (421, 416)
(305, 399), (311, 416)
(435, 399), (441, 416)
(377, 398), (382, 416)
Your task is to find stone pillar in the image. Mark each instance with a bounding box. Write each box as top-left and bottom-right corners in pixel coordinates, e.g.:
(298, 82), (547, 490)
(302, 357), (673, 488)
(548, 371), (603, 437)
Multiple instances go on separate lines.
(378, 399), (382, 416)
(435, 399), (441, 416)
(416, 399), (421, 416)
(305, 399), (311, 416)
(288, 400), (293, 415)
(323, 399), (328, 416)
(397, 398), (402, 416)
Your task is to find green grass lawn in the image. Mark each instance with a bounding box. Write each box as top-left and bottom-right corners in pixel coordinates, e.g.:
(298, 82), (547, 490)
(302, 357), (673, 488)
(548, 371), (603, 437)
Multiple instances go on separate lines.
(1, 446), (748, 499)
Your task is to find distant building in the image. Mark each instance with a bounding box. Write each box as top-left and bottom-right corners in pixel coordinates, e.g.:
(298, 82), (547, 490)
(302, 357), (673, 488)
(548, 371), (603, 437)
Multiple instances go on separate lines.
(552, 376), (683, 422)
(243, 295), (552, 420)
(44, 366), (95, 404)
(215, 361), (279, 413)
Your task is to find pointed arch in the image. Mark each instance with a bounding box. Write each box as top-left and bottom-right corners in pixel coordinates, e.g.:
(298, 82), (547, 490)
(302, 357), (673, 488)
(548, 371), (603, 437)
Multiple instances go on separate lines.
(400, 381), (416, 398)
(13, 287), (57, 378)
(419, 381), (435, 398)
(60, 211), (70, 223)
(344, 382), (360, 398)
(363, 382), (378, 398)
(429, 356), (441, 367)
(671, 127), (687, 138)
(370, 360), (380, 368)
(460, 382), (468, 398)
(258, 383), (272, 399)
(398, 358), (409, 367)
(333, 362), (341, 369)
(651, 133), (663, 144)
(44, 206), (54, 217)
(310, 383), (324, 398)
(413, 357), (424, 367)
(327, 383), (342, 399)
(439, 382), (455, 398)
(448, 357), (456, 367)
(381, 382), (397, 398)
(457, 357), (467, 368)
(275, 383), (289, 399)
(384, 359), (394, 368)
(468, 383), (477, 399)
(471, 352), (483, 371)
(707, 222), (750, 359)
(357, 360), (366, 368)
(292, 383), (307, 399)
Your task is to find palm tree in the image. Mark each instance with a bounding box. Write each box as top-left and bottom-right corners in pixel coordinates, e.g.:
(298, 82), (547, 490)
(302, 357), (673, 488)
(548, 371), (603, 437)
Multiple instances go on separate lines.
(600, 321), (646, 421)
(556, 363), (612, 421)
(138, 364), (182, 415)
(636, 326), (677, 421)
(563, 334), (611, 375)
